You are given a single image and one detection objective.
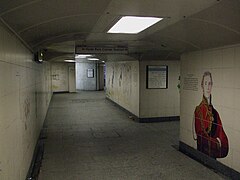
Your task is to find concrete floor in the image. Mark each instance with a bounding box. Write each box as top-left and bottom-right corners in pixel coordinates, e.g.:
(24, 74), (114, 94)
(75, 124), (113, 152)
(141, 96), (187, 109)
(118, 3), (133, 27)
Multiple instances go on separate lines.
(38, 91), (228, 180)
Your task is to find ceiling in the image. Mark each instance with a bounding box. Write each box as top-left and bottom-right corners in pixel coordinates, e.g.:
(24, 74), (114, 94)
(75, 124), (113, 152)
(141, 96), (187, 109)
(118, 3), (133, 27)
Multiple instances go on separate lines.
(0, 0), (240, 62)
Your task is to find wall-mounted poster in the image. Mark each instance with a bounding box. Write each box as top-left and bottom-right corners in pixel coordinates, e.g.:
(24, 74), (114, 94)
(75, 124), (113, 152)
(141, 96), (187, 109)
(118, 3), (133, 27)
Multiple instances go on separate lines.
(193, 71), (229, 159)
(147, 65), (168, 89)
(87, 69), (94, 78)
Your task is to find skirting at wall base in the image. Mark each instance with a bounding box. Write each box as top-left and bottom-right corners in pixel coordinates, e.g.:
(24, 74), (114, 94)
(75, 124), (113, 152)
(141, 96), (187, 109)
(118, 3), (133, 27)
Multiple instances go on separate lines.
(139, 116), (179, 123)
(53, 91), (69, 94)
(179, 141), (240, 180)
(26, 129), (46, 179)
(106, 97), (179, 123)
(105, 97), (139, 121)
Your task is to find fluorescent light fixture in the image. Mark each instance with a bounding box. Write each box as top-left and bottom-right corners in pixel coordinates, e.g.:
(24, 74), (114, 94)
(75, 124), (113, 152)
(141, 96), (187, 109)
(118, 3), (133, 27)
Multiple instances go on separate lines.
(75, 54), (92, 58)
(101, 61), (105, 63)
(88, 58), (99, 61)
(108, 16), (163, 34)
(64, 60), (76, 63)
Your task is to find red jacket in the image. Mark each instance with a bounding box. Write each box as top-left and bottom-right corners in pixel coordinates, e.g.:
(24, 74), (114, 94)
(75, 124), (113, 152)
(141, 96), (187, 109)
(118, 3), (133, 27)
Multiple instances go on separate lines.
(194, 96), (229, 158)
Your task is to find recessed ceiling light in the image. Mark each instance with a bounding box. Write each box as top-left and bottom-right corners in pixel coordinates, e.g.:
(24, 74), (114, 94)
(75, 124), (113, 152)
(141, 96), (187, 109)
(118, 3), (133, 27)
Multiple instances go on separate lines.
(88, 58), (99, 61)
(108, 16), (163, 34)
(64, 59), (76, 62)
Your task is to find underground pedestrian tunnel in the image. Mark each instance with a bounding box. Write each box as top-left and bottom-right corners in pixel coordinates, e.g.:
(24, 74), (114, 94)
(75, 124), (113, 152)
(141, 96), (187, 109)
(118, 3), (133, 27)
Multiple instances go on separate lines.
(0, 0), (240, 179)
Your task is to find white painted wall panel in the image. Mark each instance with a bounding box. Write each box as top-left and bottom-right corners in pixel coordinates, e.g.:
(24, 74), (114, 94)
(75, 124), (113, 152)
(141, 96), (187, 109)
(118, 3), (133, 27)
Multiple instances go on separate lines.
(68, 66), (76, 92)
(139, 61), (180, 118)
(51, 63), (69, 92)
(106, 61), (139, 116)
(180, 44), (240, 172)
(0, 24), (52, 180)
(76, 62), (97, 90)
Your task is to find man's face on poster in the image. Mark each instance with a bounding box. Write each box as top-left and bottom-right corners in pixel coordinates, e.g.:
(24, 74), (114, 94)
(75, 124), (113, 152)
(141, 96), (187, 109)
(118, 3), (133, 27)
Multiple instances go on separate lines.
(203, 75), (212, 98)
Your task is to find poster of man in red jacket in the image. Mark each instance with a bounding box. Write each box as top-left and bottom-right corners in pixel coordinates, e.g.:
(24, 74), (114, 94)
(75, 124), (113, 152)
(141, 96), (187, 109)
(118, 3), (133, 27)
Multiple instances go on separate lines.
(194, 71), (229, 159)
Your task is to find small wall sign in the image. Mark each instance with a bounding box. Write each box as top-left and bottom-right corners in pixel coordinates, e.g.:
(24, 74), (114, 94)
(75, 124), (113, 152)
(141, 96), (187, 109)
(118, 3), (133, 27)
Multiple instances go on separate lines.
(87, 69), (94, 78)
(147, 65), (168, 89)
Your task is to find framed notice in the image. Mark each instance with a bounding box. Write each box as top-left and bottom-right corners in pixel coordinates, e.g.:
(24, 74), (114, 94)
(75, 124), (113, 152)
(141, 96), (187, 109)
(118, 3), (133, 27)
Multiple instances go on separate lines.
(87, 69), (94, 78)
(146, 65), (168, 89)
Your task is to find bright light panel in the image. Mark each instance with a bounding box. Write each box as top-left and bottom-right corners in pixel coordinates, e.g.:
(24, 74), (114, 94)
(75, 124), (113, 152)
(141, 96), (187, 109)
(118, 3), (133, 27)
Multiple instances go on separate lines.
(88, 58), (99, 61)
(64, 60), (75, 62)
(108, 16), (163, 34)
(75, 54), (92, 58)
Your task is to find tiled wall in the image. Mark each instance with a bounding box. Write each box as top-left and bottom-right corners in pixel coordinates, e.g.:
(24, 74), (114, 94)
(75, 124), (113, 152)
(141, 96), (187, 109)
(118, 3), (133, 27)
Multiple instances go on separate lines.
(180, 44), (240, 172)
(51, 62), (70, 92)
(76, 62), (96, 90)
(106, 61), (139, 116)
(139, 60), (180, 118)
(0, 24), (52, 179)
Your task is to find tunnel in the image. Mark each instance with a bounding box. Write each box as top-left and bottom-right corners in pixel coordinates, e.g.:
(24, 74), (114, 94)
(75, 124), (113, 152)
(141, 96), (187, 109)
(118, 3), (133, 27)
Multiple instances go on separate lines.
(0, 0), (240, 179)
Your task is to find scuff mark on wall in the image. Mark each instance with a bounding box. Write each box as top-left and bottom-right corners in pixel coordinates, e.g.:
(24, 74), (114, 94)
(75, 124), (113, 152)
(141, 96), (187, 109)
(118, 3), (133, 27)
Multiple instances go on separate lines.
(119, 68), (122, 87)
(24, 98), (30, 130)
(51, 63), (69, 92)
(111, 67), (115, 88)
(106, 61), (139, 116)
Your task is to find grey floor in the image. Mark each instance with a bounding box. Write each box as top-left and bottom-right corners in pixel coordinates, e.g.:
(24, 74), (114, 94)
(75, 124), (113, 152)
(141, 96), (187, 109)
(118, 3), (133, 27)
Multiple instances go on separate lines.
(38, 91), (227, 180)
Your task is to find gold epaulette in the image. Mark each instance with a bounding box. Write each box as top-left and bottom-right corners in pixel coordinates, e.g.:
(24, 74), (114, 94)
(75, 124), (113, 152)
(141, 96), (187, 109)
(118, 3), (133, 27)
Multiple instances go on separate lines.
(195, 101), (208, 114)
(195, 105), (201, 114)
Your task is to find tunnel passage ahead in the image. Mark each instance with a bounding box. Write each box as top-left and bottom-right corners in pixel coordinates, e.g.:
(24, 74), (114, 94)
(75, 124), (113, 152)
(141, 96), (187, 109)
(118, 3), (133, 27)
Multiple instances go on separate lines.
(38, 91), (227, 180)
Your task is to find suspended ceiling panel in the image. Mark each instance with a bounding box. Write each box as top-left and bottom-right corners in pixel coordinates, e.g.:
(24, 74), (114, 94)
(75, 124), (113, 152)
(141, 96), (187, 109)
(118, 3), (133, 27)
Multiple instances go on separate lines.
(0, 0), (239, 61)
(148, 19), (240, 51)
(21, 15), (100, 47)
(1, 0), (111, 31)
(191, 0), (240, 33)
(0, 0), (34, 13)
(1, 0), (111, 48)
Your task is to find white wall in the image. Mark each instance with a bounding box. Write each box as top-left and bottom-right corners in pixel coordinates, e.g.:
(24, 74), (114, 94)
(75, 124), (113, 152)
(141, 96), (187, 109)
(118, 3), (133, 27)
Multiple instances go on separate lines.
(106, 61), (139, 116)
(0, 24), (52, 180)
(51, 63), (69, 92)
(180, 44), (240, 172)
(68, 66), (76, 93)
(139, 60), (180, 118)
(98, 64), (105, 90)
(76, 62), (96, 90)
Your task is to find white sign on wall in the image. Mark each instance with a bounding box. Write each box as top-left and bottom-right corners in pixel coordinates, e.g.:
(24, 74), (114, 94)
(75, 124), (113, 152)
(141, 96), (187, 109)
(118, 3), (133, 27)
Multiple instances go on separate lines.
(76, 45), (128, 54)
(147, 65), (168, 89)
(87, 69), (94, 78)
